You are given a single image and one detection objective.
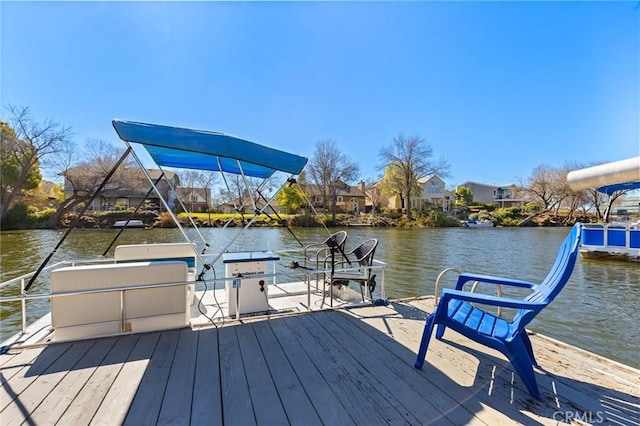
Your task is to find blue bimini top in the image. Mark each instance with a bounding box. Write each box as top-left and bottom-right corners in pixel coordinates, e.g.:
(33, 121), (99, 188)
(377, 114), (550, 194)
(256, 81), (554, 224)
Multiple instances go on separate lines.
(112, 119), (308, 179)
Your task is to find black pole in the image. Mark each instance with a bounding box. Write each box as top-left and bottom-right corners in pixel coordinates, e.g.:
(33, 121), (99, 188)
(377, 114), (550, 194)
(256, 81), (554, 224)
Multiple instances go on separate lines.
(257, 190), (304, 247)
(101, 172), (165, 256)
(24, 148), (132, 292)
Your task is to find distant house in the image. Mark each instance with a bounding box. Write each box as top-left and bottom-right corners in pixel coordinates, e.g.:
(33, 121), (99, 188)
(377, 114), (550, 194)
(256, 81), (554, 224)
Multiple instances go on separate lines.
(63, 167), (180, 212)
(359, 181), (383, 213)
(303, 182), (366, 214)
(456, 181), (526, 208)
(177, 187), (211, 213)
(413, 175), (452, 212)
(383, 174), (452, 213)
(218, 196), (283, 215)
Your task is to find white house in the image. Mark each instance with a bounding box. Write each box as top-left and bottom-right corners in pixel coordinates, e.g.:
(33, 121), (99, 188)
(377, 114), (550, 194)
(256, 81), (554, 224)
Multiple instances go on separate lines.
(383, 174), (452, 213)
(412, 175), (452, 212)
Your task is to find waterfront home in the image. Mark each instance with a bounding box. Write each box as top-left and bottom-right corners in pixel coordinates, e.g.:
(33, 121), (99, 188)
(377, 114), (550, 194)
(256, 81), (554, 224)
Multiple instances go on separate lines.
(456, 181), (527, 208)
(62, 167), (180, 212)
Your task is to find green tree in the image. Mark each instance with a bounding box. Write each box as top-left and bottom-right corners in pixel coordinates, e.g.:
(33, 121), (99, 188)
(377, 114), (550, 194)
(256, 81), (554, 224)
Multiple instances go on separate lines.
(0, 106), (72, 220)
(378, 134), (449, 219)
(276, 184), (306, 213)
(454, 186), (473, 207)
(380, 163), (419, 210)
(1, 123), (42, 211)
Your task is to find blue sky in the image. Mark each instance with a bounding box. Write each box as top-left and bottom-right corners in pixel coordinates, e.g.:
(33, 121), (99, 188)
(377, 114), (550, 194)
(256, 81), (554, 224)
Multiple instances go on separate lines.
(2, 1), (638, 188)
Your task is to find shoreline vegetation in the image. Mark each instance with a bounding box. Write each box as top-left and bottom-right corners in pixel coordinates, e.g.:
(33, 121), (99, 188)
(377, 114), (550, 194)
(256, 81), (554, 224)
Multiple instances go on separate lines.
(0, 206), (594, 231)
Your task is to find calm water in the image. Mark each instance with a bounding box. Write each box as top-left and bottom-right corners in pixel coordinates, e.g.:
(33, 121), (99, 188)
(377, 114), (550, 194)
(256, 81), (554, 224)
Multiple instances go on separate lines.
(1, 227), (638, 367)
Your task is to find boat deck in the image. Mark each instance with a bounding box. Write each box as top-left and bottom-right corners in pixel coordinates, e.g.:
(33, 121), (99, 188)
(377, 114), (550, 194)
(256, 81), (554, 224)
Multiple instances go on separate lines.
(1, 297), (638, 425)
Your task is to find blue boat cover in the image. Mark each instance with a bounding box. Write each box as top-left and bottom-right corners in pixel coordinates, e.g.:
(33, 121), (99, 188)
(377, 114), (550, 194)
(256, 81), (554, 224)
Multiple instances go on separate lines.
(112, 120), (308, 178)
(598, 181), (640, 195)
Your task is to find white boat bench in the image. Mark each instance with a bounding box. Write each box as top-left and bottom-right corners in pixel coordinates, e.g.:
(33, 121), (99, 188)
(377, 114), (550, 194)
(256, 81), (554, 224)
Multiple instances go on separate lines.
(51, 261), (189, 341)
(114, 242), (198, 305)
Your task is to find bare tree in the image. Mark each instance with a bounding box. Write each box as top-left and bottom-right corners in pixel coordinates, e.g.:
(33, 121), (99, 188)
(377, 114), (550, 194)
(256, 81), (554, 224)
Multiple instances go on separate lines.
(378, 134), (449, 219)
(220, 173), (264, 214)
(523, 162), (609, 224)
(1, 106), (73, 219)
(177, 170), (202, 212)
(602, 190), (631, 223)
(196, 171), (218, 224)
(522, 164), (557, 210)
(306, 139), (359, 222)
(54, 140), (133, 225)
(363, 178), (383, 214)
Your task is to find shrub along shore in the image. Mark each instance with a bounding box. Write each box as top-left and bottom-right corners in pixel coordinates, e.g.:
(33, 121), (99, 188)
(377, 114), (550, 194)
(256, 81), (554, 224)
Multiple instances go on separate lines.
(1, 205), (592, 231)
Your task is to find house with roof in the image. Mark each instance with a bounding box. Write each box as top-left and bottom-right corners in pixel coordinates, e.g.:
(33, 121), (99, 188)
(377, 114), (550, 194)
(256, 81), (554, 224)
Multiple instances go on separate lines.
(176, 187), (211, 213)
(381, 174), (452, 213)
(413, 174), (452, 212)
(63, 167), (180, 212)
(456, 181), (526, 208)
(302, 182), (366, 214)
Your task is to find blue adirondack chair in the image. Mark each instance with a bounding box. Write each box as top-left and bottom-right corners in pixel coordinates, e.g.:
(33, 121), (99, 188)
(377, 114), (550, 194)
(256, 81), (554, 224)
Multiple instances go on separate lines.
(414, 223), (582, 399)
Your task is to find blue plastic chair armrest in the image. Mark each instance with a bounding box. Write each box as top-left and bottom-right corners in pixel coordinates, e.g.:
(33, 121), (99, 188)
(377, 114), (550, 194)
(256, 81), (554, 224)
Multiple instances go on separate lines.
(441, 289), (546, 310)
(455, 273), (537, 291)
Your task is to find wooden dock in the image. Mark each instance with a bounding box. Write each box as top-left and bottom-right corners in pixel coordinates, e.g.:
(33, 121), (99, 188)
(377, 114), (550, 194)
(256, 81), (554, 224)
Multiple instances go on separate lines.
(1, 297), (638, 425)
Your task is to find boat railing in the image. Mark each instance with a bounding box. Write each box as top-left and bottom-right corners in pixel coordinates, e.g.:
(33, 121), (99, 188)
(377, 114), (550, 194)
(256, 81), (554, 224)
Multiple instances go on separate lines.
(1, 254), (387, 338)
(581, 222), (640, 252)
(0, 257), (115, 289)
(1, 257), (117, 335)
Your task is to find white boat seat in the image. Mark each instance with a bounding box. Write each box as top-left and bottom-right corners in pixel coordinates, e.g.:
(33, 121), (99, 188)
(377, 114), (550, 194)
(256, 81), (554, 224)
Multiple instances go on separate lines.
(51, 261), (189, 341)
(114, 243), (198, 304)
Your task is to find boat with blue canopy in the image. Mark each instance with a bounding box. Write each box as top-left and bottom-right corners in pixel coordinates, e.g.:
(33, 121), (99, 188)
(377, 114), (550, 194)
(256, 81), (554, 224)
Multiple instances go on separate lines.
(567, 156), (640, 261)
(0, 119), (387, 347)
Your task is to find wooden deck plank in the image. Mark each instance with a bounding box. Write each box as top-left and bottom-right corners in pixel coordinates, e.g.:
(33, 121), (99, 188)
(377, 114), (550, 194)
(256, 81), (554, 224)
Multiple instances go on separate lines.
(294, 312), (422, 424)
(235, 322), (290, 425)
(218, 325), (256, 425)
(0, 345), (47, 384)
(532, 331), (639, 395)
(90, 332), (160, 426)
(409, 297), (640, 424)
(1, 297), (637, 426)
(0, 340), (94, 426)
(123, 329), (180, 426)
(252, 320), (325, 426)
(325, 307), (485, 426)
(28, 338), (117, 425)
(0, 349), (19, 368)
(1, 313), (53, 350)
(0, 342), (70, 413)
(396, 301), (572, 425)
(266, 318), (354, 426)
(344, 301), (550, 425)
(190, 327), (222, 425)
(401, 298), (640, 424)
(157, 328), (199, 425)
(57, 333), (140, 425)
(317, 310), (460, 426)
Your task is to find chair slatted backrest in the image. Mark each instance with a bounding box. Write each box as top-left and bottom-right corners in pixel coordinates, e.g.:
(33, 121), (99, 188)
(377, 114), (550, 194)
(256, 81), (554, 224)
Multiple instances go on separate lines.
(326, 231), (348, 251)
(352, 238), (378, 267)
(512, 224), (581, 329)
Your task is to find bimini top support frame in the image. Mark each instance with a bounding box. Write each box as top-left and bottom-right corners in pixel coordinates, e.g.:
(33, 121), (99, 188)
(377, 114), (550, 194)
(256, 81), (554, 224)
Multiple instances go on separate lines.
(112, 119), (309, 273)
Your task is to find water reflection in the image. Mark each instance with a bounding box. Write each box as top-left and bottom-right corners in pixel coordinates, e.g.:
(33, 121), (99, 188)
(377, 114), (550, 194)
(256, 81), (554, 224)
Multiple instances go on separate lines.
(0, 227), (638, 368)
